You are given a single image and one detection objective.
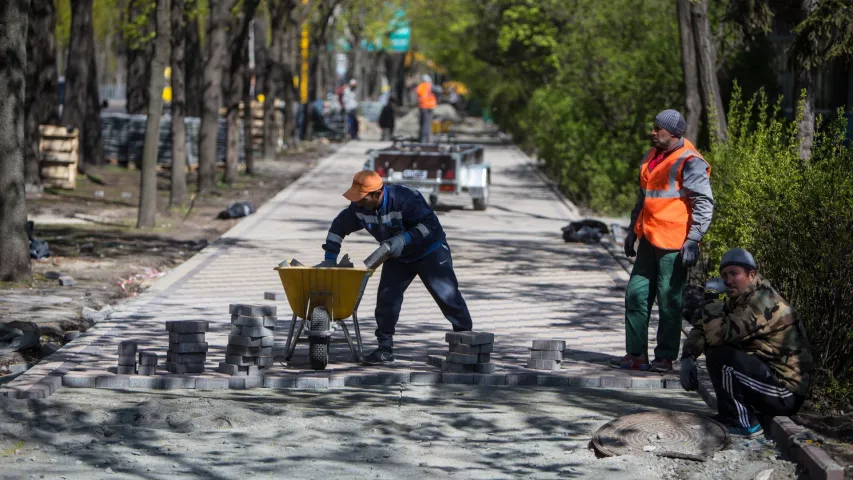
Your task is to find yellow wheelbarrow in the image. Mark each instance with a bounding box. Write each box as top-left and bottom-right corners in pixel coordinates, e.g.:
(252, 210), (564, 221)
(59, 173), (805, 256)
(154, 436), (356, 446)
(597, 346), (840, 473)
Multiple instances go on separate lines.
(275, 263), (375, 370)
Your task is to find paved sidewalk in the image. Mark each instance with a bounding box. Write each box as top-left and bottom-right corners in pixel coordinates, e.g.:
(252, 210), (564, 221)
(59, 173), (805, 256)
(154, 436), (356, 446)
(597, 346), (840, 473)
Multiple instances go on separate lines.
(3, 141), (679, 397)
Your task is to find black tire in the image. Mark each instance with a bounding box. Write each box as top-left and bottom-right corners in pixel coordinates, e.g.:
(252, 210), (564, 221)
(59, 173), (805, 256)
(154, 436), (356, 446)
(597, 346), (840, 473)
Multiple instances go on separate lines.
(308, 307), (330, 370)
(472, 197), (487, 211)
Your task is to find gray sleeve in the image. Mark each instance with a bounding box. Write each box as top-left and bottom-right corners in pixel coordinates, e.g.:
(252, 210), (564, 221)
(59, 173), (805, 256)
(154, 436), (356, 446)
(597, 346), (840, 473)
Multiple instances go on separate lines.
(682, 158), (714, 242)
(628, 188), (644, 233)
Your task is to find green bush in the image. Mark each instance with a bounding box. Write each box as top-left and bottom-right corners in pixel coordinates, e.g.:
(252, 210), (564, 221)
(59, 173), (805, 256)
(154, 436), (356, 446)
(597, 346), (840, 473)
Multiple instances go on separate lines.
(702, 86), (853, 409)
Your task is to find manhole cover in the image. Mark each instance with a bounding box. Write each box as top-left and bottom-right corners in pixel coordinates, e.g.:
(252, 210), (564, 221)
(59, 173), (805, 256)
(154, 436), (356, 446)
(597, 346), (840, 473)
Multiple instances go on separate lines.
(592, 412), (729, 459)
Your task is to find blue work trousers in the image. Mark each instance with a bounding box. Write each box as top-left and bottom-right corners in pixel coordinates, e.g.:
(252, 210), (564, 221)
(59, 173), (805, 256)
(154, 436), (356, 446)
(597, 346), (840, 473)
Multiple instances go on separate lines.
(374, 242), (473, 349)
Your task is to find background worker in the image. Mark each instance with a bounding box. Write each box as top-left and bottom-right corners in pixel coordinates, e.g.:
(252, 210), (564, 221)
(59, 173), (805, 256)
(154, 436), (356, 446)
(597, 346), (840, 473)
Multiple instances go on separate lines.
(611, 109), (714, 372)
(318, 171), (473, 364)
(379, 97), (396, 141)
(342, 79), (360, 140)
(680, 249), (813, 437)
(415, 75), (439, 143)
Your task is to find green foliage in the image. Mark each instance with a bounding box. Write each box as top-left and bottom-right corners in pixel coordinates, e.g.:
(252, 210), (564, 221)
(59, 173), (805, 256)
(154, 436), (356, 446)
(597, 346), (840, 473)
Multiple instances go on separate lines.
(791, 0), (853, 70)
(702, 86), (853, 409)
(123, 0), (156, 51)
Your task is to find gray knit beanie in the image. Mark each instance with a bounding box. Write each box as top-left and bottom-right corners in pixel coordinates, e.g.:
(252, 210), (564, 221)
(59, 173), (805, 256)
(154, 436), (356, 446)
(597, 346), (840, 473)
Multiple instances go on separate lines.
(654, 109), (686, 138)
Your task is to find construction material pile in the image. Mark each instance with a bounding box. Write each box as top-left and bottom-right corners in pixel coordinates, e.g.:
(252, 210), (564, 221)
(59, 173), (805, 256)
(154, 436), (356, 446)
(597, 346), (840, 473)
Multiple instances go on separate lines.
(165, 321), (210, 374)
(526, 339), (565, 371)
(218, 304), (276, 376)
(429, 331), (496, 373)
(394, 104), (462, 137)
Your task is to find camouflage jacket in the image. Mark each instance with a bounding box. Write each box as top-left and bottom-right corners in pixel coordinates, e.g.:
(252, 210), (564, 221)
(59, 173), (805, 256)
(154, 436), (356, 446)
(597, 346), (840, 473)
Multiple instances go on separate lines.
(682, 275), (813, 396)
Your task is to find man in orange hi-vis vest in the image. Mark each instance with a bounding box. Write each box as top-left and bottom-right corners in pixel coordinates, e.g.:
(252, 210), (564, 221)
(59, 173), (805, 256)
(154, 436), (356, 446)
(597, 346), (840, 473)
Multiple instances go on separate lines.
(610, 109), (714, 373)
(415, 74), (439, 143)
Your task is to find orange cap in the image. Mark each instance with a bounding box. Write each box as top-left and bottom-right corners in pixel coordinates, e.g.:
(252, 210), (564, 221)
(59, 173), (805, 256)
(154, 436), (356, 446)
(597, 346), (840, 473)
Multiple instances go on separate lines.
(343, 170), (383, 202)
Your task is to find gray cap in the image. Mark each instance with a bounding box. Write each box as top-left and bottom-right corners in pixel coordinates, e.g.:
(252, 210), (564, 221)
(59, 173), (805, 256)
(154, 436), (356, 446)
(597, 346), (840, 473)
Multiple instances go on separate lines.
(654, 109), (686, 138)
(719, 248), (757, 272)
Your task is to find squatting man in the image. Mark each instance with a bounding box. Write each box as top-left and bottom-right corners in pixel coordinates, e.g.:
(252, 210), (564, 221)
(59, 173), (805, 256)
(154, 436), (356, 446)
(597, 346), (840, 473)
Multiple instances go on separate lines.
(317, 171), (474, 364)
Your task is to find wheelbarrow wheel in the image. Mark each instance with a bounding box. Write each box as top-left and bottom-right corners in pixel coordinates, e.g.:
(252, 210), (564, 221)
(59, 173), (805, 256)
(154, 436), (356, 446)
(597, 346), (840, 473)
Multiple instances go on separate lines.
(309, 307), (331, 370)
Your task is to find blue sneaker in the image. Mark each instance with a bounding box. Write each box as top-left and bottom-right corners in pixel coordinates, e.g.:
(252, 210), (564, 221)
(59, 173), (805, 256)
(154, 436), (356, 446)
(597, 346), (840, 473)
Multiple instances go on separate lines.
(728, 423), (764, 438)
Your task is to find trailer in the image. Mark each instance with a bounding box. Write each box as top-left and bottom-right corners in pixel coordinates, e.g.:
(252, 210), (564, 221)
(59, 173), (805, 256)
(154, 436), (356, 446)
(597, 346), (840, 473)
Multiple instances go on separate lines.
(364, 141), (491, 210)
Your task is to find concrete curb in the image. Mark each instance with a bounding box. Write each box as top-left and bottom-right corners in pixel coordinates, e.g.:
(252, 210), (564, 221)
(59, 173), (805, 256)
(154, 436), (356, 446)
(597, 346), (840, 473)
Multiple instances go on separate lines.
(697, 374), (844, 480)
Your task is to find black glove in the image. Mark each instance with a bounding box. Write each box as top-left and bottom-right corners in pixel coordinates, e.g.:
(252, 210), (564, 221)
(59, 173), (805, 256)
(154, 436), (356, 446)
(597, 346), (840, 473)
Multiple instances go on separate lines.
(681, 239), (700, 267)
(383, 234), (407, 258)
(680, 356), (699, 391)
(623, 232), (637, 258)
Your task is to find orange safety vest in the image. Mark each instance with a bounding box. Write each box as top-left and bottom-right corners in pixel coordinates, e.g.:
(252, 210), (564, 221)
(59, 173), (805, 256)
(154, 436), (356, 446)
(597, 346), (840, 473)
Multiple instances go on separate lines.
(634, 138), (710, 250)
(416, 82), (437, 109)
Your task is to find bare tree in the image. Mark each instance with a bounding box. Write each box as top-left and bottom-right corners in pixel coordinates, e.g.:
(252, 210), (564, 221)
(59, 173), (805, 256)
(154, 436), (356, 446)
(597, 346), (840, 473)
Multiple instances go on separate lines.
(137, 0), (171, 228)
(63, 0), (104, 170)
(0, 0), (33, 282)
(264, 0), (300, 156)
(170, 0), (188, 207)
(198, 0), (239, 194)
(793, 0), (819, 161)
(676, 0), (701, 142)
(243, 18), (266, 173)
(184, 0), (204, 118)
(690, 0), (727, 142)
(24, 0), (59, 189)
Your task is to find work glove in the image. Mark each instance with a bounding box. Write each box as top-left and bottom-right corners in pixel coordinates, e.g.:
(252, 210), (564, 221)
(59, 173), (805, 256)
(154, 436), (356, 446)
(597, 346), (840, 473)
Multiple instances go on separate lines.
(623, 232), (637, 258)
(314, 258), (338, 268)
(383, 234), (407, 258)
(681, 239), (700, 267)
(680, 356), (699, 391)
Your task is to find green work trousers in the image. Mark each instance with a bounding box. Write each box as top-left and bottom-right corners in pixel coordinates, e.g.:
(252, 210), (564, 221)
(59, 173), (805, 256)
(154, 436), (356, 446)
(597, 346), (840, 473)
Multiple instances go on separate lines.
(624, 238), (686, 360)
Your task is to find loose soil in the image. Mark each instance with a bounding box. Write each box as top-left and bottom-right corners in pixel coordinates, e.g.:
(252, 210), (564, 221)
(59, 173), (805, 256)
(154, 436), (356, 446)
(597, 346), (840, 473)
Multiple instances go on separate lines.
(794, 406), (853, 477)
(0, 143), (332, 371)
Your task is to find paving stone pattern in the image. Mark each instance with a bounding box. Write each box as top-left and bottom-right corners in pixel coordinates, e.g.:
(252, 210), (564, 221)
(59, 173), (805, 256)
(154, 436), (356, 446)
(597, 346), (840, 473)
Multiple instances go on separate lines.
(1, 142), (686, 397)
(218, 304), (277, 376)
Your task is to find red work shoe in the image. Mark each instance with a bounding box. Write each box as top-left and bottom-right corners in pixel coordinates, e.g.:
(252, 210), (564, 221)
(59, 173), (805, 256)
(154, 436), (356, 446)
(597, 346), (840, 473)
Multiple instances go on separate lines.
(609, 353), (650, 370)
(649, 358), (673, 372)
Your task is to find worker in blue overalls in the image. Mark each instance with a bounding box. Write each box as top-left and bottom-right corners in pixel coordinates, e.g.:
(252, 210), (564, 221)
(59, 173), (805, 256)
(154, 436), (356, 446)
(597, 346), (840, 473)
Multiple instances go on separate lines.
(318, 170), (474, 364)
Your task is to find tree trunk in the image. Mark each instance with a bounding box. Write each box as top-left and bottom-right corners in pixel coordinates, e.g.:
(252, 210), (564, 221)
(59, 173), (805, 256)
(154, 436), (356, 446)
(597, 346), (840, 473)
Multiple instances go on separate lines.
(170, 0), (188, 207)
(125, 0), (153, 114)
(24, 0), (59, 189)
(690, 0), (727, 142)
(795, 0), (819, 161)
(676, 0), (701, 142)
(64, 0), (103, 170)
(198, 0), (238, 194)
(0, 0), (33, 282)
(184, 0), (204, 118)
(138, 0), (171, 228)
(243, 21), (259, 173)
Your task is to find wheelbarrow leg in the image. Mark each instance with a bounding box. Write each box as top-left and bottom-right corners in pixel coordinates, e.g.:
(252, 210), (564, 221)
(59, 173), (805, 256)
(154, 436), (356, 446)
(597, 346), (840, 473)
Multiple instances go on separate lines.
(352, 311), (364, 358)
(338, 321), (360, 362)
(283, 314), (297, 358)
(285, 317), (306, 361)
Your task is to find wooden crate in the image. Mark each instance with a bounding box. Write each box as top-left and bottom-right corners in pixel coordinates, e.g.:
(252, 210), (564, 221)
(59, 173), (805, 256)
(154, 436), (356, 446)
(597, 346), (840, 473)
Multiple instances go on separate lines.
(39, 125), (79, 189)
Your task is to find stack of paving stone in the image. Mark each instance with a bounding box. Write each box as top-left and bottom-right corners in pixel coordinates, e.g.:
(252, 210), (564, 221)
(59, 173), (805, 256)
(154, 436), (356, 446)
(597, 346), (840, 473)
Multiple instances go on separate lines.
(526, 339), (565, 371)
(432, 331), (496, 374)
(117, 341), (138, 374)
(218, 304), (276, 376)
(165, 320), (210, 374)
(137, 351), (158, 375)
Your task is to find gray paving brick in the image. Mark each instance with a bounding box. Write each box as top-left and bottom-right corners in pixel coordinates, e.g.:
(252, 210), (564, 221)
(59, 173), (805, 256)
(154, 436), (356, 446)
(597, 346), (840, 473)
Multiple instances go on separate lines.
(229, 304), (277, 317)
(530, 350), (562, 360)
(328, 374), (346, 388)
(343, 374), (371, 386)
(117, 355), (136, 366)
(165, 320), (209, 333)
(166, 352), (207, 364)
(449, 343), (480, 355)
(442, 361), (474, 373)
(169, 332), (206, 343)
(96, 375), (131, 388)
(155, 375), (198, 389)
(217, 362), (245, 375)
(364, 372), (409, 385)
(137, 365), (157, 376)
(63, 375), (98, 388)
(409, 372), (442, 384)
(138, 351), (158, 366)
(474, 362), (496, 374)
(442, 373), (475, 384)
(260, 336), (275, 347)
(600, 376), (632, 388)
(224, 354), (255, 366)
(21, 385), (51, 399)
(228, 334), (263, 347)
(265, 375), (297, 388)
(445, 332), (463, 344)
(231, 314), (278, 327)
(526, 358), (561, 371)
(165, 362), (205, 374)
(167, 342), (209, 353)
(64, 331), (81, 342)
(568, 376), (602, 387)
(295, 376), (329, 389)
(255, 356), (273, 367)
(478, 353), (491, 363)
(117, 341), (137, 355)
(127, 376), (163, 388)
(631, 377), (664, 389)
(116, 366), (136, 374)
(226, 345), (271, 356)
(459, 331), (494, 345)
(264, 292), (286, 301)
(228, 375), (263, 389)
(537, 375), (569, 387)
(427, 354), (445, 369)
(479, 343), (493, 354)
(58, 276), (74, 287)
(447, 352), (479, 365)
(531, 339), (565, 351)
(664, 376), (683, 390)
(236, 326), (275, 337)
(473, 373), (506, 386)
(196, 377), (229, 390)
(506, 373), (538, 386)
